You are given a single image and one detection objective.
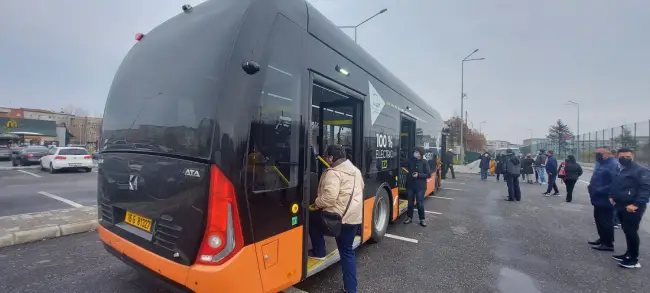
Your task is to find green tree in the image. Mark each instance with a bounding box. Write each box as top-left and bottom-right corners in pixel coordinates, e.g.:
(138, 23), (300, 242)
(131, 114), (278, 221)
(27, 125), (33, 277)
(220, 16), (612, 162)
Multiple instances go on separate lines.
(546, 119), (573, 157)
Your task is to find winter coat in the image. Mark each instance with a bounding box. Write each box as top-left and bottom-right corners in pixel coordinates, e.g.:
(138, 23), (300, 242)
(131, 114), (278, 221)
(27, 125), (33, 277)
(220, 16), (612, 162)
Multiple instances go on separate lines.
(479, 154), (491, 169)
(406, 157), (432, 191)
(535, 154), (547, 167)
(611, 161), (650, 208)
(444, 151), (456, 164)
(563, 161), (583, 181)
(496, 156), (506, 174)
(588, 157), (619, 208)
(315, 159), (365, 224)
(521, 157), (534, 174)
(505, 155), (521, 176)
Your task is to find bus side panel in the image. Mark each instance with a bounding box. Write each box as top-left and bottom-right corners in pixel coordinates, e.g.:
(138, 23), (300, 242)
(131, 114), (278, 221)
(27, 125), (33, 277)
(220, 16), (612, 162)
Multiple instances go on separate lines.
(362, 196), (375, 242)
(391, 187), (399, 221)
(253, 227), (303, 293)
(425, 172), (436, 196)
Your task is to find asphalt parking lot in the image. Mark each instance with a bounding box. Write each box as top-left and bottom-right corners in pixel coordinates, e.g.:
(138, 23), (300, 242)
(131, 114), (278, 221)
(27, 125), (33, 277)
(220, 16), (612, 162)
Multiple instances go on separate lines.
(0, 160), (97, 217)
(1, 173), (649, 293)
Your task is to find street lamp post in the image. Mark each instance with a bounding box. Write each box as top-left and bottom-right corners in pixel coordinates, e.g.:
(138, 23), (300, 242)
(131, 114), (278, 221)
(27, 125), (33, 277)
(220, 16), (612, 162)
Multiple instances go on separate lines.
(480, 121), (487, 134)
(566, 101), (580, 160)
(337, 8), (388, 43)
(460, 49), (485, 164)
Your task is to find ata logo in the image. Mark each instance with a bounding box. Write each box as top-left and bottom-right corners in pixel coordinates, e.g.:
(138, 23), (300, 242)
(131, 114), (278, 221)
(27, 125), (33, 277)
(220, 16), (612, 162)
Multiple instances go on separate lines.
(5, 119), (18, 129)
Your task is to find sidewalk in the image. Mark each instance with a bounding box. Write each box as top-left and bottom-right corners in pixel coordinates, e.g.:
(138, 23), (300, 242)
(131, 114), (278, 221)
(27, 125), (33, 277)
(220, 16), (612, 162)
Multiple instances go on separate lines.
(0, 206), (98, 248)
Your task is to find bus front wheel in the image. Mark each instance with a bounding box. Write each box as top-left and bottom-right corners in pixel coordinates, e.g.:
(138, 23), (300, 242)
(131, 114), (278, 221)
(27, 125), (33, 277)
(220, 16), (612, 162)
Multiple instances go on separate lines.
(369, 189), (390, 243)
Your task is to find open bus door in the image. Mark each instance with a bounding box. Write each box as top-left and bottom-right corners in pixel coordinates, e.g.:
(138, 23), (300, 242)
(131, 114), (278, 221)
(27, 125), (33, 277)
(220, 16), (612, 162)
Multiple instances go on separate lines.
(306, 82), (364, 277)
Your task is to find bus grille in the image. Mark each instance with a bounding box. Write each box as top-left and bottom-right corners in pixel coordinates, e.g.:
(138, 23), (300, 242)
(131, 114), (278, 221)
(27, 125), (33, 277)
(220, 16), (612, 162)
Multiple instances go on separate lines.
(100, 203), (114, 224)
(153, 219), (182, 252)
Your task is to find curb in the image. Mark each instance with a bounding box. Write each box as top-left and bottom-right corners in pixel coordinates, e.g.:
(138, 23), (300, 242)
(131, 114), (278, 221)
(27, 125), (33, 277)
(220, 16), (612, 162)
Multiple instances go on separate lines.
(0, 220), (98, 248)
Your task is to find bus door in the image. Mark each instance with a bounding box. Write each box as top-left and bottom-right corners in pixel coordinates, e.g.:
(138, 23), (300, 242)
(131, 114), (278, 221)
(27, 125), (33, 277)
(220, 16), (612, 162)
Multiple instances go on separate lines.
(306, 83), (363, 277)
(398, 116), (416, 197)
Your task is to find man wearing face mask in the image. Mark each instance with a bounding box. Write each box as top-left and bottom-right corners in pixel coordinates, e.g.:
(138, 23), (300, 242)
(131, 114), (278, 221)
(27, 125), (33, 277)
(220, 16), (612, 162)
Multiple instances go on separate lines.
(609, 148), (650, 269)
(479, 151), (491, 180)
(587, 147), (620, 252)
(404, 147), (432, 227)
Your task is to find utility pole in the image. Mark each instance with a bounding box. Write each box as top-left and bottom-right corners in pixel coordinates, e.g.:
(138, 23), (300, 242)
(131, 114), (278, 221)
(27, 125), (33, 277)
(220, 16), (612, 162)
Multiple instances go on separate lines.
(460, 49), (485, 164)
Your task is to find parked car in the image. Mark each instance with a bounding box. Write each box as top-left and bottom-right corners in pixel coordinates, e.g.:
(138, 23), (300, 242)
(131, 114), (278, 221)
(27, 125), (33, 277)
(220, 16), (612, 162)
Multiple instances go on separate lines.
(12, 146), (49, 166)
(0, 145), (11, 161)
(40, 147), (93, 173)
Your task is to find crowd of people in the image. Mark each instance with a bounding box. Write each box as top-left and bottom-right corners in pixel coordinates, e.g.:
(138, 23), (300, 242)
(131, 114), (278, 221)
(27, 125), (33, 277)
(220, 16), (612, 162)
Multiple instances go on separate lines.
(478, 146), (650, 270)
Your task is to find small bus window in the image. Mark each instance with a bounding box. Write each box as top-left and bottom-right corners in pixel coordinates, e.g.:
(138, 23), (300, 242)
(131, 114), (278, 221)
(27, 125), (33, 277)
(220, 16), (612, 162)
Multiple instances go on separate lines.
(248, 17), (301, 192)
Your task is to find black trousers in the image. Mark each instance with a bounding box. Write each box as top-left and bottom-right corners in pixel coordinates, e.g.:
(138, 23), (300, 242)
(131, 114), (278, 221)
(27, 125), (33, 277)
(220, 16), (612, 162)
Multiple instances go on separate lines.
(593, 206), (614, 247)
(564, 179), (577, 202)
(505, 174), (521, 201)
(534, 169), (539, 182)
(443, 164), (455, 179)
(617, 205), (646, 260)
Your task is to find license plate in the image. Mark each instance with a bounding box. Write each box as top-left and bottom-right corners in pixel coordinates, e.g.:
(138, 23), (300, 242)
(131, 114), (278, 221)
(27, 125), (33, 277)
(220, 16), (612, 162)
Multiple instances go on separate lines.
(69, 163), (81, 166)
(124, 211), (153, 232)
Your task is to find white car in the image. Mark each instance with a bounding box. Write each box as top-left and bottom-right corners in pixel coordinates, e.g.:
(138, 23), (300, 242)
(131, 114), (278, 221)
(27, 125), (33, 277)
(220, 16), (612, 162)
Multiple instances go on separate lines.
(40, 147), (93, 173)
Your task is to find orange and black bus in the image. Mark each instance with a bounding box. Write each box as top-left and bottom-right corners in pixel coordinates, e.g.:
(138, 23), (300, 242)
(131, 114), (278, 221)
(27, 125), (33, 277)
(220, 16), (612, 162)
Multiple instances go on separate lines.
(97, 0), (444, 292)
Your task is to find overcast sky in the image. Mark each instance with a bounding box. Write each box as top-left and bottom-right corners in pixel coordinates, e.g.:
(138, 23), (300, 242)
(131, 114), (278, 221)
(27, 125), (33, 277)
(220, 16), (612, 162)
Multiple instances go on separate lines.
(1, 0), (648, 144)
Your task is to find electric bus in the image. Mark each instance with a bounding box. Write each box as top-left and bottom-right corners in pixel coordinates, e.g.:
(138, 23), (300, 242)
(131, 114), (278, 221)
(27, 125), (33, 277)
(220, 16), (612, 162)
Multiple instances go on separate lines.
(97, 0), (444, 292)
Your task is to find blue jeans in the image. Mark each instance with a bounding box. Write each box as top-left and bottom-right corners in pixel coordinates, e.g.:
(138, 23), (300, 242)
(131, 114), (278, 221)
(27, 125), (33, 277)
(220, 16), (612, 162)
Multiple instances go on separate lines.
(309, 211), (359, 293)
(536, 167), (547, 184)
(407, 188), (426, 220)
(480, 167), (488, 180)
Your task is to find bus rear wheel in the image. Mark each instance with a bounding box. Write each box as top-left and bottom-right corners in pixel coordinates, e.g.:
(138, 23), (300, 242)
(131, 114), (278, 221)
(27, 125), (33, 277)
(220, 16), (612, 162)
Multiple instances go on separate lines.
(369, 188), (390, 243)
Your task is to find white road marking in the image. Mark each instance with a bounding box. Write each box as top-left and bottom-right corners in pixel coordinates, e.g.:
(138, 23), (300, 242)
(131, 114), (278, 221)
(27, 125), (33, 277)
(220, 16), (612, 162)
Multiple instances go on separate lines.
(432, 196), (453, 200)
(414, 209), (442, 215)
(282, 287), (309, 293)
(37, 191), (84, 208)
(444, 181), (466, 185)
(579, 180), (589, 185)
(385, 233), (419, 244)
(442, 187), (464, 191)
(17, 170), (41, 178)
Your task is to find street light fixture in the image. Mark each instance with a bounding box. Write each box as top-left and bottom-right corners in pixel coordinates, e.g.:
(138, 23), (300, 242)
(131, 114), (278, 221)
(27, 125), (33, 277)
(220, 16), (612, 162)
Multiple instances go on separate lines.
(460, 49), (485, 164)
(337, 8), (388, 43)
(566, 100), (580, 160)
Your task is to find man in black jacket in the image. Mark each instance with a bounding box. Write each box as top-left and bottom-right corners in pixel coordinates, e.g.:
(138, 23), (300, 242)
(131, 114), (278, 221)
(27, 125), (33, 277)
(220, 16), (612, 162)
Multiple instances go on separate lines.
(442, 149), (456, 179)
(479, 152), (491, 180)
(404, 147), (432, 227)
(610, 148), (650, 269)
(504, 149), (522, 201)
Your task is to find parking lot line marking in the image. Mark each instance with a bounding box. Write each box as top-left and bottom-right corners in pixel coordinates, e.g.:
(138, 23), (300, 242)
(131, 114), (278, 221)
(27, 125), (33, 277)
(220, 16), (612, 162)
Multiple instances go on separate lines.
(17, 170), (41, 178)
(432, 196), (453, 200)
(444, 181), (466, 185)
(579, 180), (589, 185)
(424, 210), (442, 215)
(385, 233), (419, 244)
(442, 188), (464, 191)
(37, 191), (84, 208)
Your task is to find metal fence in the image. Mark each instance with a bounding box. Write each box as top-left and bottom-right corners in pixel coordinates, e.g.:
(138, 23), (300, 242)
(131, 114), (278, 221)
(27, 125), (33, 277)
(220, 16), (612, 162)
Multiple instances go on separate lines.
(520, 120), (650, 166)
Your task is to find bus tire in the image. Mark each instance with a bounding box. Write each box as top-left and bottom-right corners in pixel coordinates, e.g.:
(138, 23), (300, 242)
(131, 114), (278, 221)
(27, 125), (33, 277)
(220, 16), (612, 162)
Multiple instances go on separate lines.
(369, 188), (390, 243)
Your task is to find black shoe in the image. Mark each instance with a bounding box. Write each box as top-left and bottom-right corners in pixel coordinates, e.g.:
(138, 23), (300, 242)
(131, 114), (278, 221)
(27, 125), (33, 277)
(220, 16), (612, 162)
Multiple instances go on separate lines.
(618, 258), (641, 269)
(404, 217), (413, 224)
(419, 219), (427, 227)
(504, 198), (514, 201)
(591, 244), (614, 252)
(612, 253), (628, 262)
(588, 239), (601, 246)
(542, 192), (550, 195)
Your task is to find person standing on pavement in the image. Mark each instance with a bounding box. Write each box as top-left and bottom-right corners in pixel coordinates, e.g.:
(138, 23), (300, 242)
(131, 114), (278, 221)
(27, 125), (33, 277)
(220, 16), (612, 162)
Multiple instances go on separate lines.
(535, 150), (547, 185)
(403, 147), (432, 227)
(610, 149), (622, 229)
(443, 149), (456, 179)
(587, 146), (619, 252)
(504, 149), (522, 201)
(495, 154), (505, 182)
(562, 155), (583, 203)
(610, 148), (650, 269)
(521, 153), (535, 184)
(309, 144), (364, 293)
(543, 150), (560, 196)
(479, 151), (491, 180)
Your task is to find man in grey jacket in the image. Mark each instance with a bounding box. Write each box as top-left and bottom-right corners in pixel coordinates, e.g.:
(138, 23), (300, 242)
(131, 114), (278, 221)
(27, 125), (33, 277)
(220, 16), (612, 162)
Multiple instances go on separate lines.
(505, 149), (522, 201)
(534, 150), (547, 184)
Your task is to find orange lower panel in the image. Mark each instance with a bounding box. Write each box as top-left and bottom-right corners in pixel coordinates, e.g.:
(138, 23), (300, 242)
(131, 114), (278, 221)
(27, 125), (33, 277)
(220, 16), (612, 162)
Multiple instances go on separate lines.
(98, 226), (264, 293)
(391, 188), (399, 221)
(362, 197), (375, 242)
(254, 227), (303, 293)
(425, 173), (437, 196)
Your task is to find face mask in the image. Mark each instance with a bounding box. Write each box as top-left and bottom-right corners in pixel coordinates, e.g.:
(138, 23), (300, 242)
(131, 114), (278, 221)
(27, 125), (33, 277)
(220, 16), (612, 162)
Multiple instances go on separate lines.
(413, 152), (420, 158)
(619, 157), (632, 167)
(595, 153), (604, 162)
